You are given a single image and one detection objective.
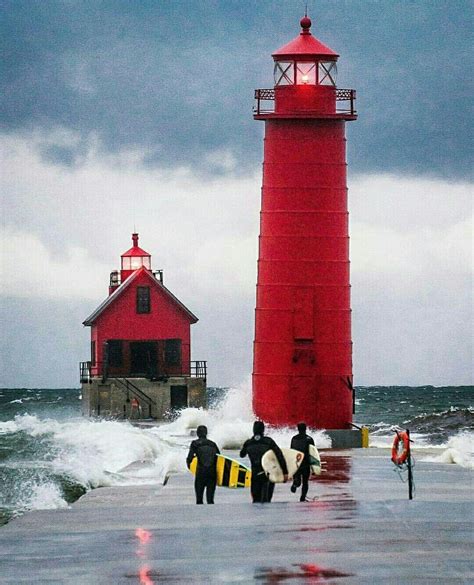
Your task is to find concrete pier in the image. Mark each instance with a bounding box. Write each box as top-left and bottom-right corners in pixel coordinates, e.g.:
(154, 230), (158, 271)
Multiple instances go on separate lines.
(0, 449), (472, 584)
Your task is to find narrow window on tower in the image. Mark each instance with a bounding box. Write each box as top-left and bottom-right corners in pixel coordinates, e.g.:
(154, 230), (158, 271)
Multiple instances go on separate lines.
(136, 286), (151, 314)
(293, 288), (314, 340)
(91, 341), (96, 366)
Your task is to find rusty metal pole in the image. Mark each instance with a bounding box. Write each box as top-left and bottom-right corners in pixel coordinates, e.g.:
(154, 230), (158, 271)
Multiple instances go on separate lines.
(407, 428), (414, 500)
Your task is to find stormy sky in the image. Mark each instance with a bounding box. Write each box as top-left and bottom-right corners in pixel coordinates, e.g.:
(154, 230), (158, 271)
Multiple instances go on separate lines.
(1, 0), (472, 388)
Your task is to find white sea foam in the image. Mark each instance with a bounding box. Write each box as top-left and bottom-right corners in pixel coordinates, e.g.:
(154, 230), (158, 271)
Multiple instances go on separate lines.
(369, 430), (474, 470)
(421, 432), (474, 470)
(23, 483), (69, 511)
(0, 420), (18, 434)
(2, 382), (471, 518)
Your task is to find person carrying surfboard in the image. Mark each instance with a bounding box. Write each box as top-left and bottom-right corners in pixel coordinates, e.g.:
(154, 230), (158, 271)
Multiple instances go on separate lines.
(186, 425), (220, 505)
(240, 421), (288, 503)
(290, 422), (315, 502)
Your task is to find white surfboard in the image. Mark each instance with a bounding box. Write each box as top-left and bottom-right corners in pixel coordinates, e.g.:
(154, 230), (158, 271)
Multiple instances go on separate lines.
(261, 447), (304, 483)
(309, 444), (322, 476)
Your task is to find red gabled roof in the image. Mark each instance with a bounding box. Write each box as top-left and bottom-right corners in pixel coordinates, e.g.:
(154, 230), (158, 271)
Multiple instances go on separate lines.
(272, 16), (338, 60)
(82, 267), (198, 326)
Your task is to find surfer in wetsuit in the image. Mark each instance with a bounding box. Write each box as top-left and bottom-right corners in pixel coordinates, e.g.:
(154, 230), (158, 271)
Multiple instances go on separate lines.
(290, 422), (315, 502)
(186, 425), (220, 505)
(240, 421), (288, 503)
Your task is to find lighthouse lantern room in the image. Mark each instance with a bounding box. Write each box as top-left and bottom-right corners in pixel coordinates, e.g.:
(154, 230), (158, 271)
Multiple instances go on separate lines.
(80, 233), (207, 420)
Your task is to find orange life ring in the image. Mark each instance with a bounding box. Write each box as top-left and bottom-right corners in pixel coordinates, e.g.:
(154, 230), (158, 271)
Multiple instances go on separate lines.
(391, 431), (409, 465)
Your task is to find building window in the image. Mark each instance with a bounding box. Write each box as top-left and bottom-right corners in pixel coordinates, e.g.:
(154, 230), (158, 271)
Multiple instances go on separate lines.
(136, 286), (151, 314)
(107, 340), (123, 367)
(91, 341), (96, 366)
(165, 339), (182, 366)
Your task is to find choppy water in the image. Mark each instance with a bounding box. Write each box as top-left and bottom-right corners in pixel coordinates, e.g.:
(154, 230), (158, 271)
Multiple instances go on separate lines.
(0, 384), (472, 526)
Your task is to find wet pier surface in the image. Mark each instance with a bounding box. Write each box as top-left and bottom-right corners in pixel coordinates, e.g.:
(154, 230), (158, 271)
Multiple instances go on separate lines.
(0, 449), (472, 584)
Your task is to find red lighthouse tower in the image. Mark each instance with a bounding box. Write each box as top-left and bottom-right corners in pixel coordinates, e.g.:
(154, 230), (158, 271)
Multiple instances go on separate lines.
(252, 16), (357, 429)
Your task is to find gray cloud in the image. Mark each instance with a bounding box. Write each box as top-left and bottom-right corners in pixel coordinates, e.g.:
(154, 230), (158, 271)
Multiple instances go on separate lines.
(1, 0), (472, 179)
(1, 136), (471, 387)
(1, 1), (472, 388)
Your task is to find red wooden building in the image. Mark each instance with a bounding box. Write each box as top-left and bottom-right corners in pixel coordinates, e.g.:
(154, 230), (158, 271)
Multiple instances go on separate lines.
(80, 233), (206, 419)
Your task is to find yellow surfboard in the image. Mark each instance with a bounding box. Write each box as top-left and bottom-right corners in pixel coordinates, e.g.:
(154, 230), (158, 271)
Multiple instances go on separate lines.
(189, 454), (251, 488)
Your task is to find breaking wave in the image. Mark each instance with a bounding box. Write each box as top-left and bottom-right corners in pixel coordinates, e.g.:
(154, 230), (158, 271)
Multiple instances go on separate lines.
(0, 381), (331, 524)
(1, 384), (472, 524)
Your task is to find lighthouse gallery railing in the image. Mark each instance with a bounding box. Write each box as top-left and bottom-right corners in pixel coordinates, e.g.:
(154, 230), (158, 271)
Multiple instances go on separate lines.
(254, 88), (356, 116)
(79, 360), (207, 383)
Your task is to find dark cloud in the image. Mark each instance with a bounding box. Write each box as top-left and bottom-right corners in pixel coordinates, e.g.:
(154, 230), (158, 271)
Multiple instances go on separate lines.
(1, 0), (472, 178)
(0, 296), (90, 388)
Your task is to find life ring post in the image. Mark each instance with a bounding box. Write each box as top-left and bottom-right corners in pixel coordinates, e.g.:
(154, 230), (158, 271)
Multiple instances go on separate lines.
(406, 428), (413, 500)
(391, 427), (415, 500)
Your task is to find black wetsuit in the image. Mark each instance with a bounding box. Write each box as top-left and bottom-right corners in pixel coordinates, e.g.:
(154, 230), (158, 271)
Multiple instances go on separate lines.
(186, 438), (220, 504)
(240, 435), (288, 503)
(290, 432), (315, 501)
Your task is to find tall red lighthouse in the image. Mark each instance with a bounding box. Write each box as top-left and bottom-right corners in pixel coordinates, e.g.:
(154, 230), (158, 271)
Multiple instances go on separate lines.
(252, 16), (357, 429)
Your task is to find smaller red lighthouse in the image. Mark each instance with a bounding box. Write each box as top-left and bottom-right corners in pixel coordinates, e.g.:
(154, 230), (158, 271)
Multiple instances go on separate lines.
(80, 233), (207, 419)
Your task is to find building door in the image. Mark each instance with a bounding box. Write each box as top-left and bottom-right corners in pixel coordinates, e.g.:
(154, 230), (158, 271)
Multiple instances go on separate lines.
(130, 342), (158, 377)
(170, 386), (188, 411)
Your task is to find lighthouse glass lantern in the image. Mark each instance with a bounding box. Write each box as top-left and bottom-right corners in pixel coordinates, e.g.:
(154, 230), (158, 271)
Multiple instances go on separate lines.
(120, 233), (152, 283)
(121, 254), (151, 271)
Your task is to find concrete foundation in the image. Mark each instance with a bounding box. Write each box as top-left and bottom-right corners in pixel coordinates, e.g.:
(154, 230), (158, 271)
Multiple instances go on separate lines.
(81, 376), (206, 420)
(325, 428), (369, 448)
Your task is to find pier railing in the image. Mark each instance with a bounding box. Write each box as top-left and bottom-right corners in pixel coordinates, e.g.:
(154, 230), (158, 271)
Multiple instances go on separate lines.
(79, 360), (207, 383)
(254, 87), (357, 116)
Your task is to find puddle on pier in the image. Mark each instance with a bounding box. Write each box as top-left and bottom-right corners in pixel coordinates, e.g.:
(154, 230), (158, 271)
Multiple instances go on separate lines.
(255, 563), (353, 582)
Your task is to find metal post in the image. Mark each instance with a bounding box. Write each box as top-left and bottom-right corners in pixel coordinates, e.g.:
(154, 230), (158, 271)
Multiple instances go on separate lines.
(102, 342), (109, 383)
(406, 428), (413, 500)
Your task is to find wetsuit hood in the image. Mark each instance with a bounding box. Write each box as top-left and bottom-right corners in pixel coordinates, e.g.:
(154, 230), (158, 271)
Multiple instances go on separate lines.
(197, 425), (208, 438)
(253, 421), (265, 436)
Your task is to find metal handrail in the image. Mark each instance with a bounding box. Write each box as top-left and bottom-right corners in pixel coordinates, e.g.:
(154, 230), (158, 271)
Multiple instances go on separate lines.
(113, 377), (154, 406)
(79, 361), (92, 383)
(79, 360), (207, 383)
(254, 87), (357, 116)
(113, 377), (154, 419)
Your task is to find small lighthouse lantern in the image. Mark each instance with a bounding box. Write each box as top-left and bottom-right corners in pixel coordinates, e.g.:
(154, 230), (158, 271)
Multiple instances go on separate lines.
(273, 16), (338, 87)
(108, 233), (153, 294)
(254, 15), (355, 119)
(120, 233), (151, 281)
